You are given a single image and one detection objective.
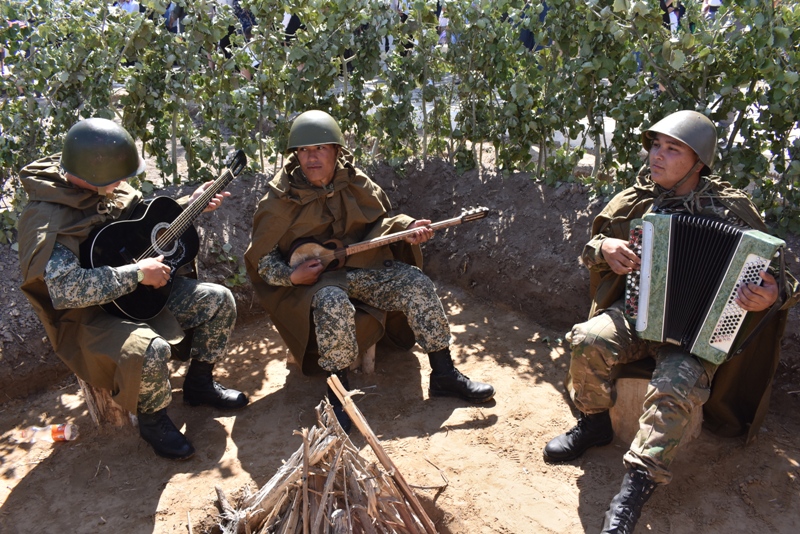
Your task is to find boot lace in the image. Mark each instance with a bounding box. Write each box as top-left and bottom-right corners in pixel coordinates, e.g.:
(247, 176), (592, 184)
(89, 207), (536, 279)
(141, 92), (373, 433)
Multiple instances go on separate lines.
(566, 416), (589, 437)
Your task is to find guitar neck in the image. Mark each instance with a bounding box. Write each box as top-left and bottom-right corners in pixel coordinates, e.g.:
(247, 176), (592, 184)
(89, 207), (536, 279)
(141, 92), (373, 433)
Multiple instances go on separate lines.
(344, 217), (467, 257)
(142, 150), (245, 261)
(167, 169), (235, 239)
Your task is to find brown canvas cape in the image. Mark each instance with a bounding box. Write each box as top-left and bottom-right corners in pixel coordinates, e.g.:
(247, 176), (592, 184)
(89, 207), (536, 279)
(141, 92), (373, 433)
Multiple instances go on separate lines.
(245, 151), (420, 373)
(17, 155), (184, 412)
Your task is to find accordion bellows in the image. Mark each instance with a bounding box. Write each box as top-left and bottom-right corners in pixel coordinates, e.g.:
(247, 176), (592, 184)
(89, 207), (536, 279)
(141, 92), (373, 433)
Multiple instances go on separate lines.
(625, 213), (785, 365)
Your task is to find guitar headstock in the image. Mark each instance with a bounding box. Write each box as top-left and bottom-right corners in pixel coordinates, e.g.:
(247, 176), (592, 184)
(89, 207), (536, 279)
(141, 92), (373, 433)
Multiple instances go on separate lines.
(460, 206), (489, 223)
(227, 149), (247, 177)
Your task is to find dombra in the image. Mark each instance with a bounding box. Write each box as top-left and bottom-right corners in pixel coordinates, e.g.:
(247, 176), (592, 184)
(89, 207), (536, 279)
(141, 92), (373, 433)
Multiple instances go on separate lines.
(287, 207), (490, 271)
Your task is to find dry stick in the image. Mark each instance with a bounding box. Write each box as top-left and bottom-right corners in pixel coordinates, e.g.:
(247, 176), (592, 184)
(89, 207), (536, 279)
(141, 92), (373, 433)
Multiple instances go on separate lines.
(340, 455), (352, 533)
(312, 443), (345, 532)
(308, 474), (324, 533)
(277, 486), (302, 534)
(239, 429), (336, 524)
(216, 485), (237, 520)
(346, 457), (379, 534)
(328, 375), (437, 534)
(389, 496), (421, 533)
(261, 489), (290, 533)
(301, 428), (311, 534)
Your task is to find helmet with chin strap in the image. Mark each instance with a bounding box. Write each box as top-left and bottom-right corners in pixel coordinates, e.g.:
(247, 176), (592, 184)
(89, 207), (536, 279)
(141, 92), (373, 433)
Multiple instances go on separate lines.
(286, 110), (346, 152)
(642, 110), (717, 171)
(60, 118), (145, 186)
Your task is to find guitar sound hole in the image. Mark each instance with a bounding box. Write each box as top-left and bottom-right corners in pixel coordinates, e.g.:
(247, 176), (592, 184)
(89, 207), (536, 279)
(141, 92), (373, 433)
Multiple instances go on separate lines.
(152, 223), (178, 257)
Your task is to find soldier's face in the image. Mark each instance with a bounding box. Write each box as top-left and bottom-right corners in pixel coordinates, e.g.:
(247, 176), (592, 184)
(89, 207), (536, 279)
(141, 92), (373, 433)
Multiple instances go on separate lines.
(297, 144), (339, 187)
(65, 173), (124, 194)
(648, 133), (701, 193)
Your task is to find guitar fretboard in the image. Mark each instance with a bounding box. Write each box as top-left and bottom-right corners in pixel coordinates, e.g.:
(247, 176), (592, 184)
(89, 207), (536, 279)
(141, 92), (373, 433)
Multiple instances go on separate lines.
(137, 152), (245, 261)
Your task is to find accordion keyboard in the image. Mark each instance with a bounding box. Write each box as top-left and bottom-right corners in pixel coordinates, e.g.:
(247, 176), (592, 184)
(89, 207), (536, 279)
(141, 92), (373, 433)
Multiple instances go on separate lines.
(709, 254), (771, 349)
(625, 225), (644, 321)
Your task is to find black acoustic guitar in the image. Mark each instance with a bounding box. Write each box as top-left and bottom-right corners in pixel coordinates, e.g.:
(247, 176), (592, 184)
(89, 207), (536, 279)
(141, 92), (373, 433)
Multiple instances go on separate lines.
(288, 207), (489, 270)
(81, 150), (247, 321)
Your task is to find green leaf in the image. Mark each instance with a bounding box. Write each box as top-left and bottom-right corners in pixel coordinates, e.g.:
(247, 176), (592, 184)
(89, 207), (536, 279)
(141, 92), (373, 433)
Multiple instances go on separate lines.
(631, 1), (650, 17)
(669, 50), (686, 70)
(287, 47), (306, 62)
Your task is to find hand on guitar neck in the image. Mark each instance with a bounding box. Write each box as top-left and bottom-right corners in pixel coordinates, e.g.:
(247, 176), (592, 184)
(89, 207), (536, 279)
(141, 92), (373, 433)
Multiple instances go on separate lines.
(190, 181), (231, 213)
(404, 219), (434, 245)
(289, 219), (435, 286)
(136, 255), (171, 288)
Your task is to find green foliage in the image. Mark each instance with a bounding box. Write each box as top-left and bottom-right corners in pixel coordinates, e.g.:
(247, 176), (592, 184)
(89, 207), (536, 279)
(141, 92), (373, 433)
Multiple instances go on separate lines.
(1, 0), (798, 237)
(210, 241), (247, 287)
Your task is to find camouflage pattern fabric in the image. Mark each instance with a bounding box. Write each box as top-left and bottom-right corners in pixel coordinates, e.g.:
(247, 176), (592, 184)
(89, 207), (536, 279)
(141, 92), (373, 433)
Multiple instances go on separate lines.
(45, 243), (236, 413)
(138, 276), (236, 412)
(568, 300), (717, 484)
(138, 337), (173, 413)
(257, 245), (294, 287)
(311, 261), (451, 372)
(45, 243), (140, 307)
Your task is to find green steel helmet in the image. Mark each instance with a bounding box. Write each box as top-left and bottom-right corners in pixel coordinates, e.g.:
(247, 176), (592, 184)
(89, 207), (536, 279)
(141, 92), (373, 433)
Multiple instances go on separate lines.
(286, 110), (346, 152)
(60, 118), (145, 186)
(642, 110), (717, 170)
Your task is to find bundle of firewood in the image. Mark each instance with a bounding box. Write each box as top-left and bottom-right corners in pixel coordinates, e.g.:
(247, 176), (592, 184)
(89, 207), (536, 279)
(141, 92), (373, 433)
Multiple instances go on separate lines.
(215, 377), (437, 534)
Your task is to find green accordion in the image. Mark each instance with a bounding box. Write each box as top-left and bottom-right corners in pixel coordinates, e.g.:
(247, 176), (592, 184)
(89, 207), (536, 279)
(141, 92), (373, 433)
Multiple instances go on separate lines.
(625, 213), (785, 365)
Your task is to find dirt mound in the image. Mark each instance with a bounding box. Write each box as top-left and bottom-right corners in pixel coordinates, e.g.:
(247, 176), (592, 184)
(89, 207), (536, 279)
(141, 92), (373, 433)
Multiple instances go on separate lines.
(1, 156), (798, 533)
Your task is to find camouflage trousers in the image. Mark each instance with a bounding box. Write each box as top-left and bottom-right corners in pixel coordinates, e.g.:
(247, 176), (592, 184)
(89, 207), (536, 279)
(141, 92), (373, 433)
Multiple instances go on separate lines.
(311, 261), (451, 372)
(137, 277), (237, 413)
(567, 300), (718, 484)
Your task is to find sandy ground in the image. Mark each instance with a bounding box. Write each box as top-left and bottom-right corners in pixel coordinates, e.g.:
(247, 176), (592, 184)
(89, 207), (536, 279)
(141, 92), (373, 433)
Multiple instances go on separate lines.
(1, 148), (799, 533)
(1, 281), (799, 533)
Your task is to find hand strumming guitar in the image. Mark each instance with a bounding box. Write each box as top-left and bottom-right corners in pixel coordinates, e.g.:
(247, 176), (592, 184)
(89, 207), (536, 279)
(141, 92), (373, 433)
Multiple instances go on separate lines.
(136, 255), (172, 288)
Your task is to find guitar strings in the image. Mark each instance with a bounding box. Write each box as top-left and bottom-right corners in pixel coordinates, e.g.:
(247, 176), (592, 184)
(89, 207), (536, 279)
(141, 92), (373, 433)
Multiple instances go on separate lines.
(136, 169), (234, 261)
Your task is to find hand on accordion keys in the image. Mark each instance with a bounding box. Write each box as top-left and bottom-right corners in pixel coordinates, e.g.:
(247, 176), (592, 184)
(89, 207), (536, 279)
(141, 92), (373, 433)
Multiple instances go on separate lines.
(600, 237), (642, 275)
(736, 270), (779, 312)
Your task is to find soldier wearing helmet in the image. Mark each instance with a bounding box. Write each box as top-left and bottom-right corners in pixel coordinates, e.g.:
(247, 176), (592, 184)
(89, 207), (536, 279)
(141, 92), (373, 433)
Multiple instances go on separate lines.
(17, 118), (249, 461)
(541, 110), (798, 533)
(245, 110), (495, 432)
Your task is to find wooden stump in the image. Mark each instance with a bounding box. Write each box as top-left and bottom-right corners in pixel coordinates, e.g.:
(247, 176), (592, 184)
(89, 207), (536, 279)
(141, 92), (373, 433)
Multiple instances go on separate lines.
(349, 344), (376, 374)
(77, 377), (136, 427)
(609, 377), (702, 446)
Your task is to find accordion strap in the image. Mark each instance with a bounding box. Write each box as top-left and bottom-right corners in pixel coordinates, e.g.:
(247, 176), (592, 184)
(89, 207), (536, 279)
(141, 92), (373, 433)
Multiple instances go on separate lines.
(727, 247), (788, 361)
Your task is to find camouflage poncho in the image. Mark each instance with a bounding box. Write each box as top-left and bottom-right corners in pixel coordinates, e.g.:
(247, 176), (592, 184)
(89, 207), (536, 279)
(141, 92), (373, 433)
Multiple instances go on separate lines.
(245, 151), (420, 373)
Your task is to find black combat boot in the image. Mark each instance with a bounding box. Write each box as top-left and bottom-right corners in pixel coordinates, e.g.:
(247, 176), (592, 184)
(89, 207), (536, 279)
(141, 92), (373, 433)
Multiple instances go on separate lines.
(326, 369), (352, 433)
(543, 410), (613, 462)
(137, 408), (195, 460)
(601, 468), (658, 534)
(428, 348), (495, 403)
(183, 360), (249, 409)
